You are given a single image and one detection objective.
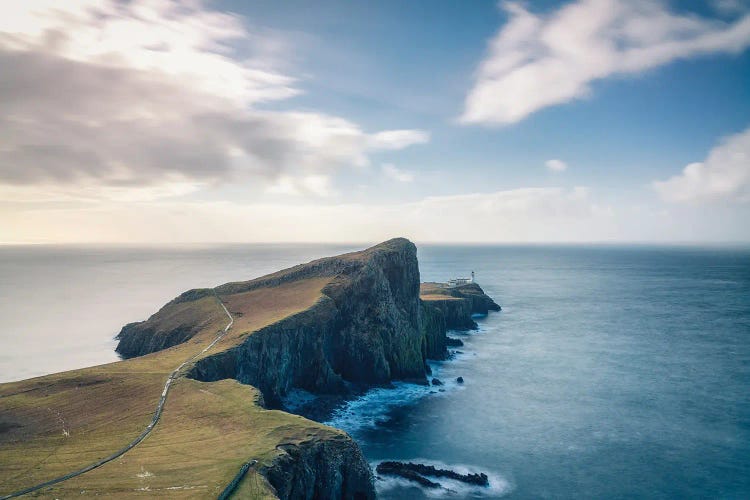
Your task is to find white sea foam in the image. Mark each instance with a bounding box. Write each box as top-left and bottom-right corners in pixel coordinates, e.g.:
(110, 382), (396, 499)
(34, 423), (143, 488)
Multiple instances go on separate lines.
(323, 359), (465, 435)
(373, 458), (512, 498)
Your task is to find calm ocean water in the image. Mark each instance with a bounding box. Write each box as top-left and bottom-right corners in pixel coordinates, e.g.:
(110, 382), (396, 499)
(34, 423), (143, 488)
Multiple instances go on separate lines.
(1, 244), (749, 498)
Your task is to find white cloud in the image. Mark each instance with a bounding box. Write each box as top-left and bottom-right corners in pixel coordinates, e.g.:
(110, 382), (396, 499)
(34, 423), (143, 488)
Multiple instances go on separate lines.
(461, 0), (750, 125)
(265, 174), (334, 197)
(0, 0), (428, 198)
(652, 126), (750, 203)
(367, 130), (431, 150)
(545, 159), (568, 172)
(381, 163), (415, 183)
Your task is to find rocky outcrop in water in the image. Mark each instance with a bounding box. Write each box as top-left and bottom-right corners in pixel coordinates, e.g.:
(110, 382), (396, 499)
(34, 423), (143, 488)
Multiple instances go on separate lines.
(446, 336), (464, 347)
(376, 461), (489, 488)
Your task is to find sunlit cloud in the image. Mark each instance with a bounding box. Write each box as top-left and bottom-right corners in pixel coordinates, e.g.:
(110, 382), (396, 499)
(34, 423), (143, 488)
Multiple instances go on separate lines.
(461, 0), (750, 125)
(653, 125), (750, 203)
(0, 0), (429, 199)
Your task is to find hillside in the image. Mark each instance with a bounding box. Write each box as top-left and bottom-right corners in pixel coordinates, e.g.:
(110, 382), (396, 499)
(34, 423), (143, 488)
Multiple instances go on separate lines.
(0, 238), (499, 498)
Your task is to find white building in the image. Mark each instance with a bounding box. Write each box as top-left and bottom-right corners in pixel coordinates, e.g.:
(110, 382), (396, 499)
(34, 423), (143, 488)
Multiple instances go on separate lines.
(446, 271), (474, 288)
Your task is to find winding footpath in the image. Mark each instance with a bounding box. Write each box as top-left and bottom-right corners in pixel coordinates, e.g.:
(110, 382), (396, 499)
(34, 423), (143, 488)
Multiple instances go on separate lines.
(1, 295), (234, 499)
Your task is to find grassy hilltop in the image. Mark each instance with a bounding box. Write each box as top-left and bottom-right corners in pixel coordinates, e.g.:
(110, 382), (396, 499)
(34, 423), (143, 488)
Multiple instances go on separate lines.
(0, 277), (339, 498)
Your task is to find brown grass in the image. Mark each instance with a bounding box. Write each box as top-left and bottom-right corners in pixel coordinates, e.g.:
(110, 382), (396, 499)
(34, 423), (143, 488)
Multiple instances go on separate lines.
(0, 277), (334, 497)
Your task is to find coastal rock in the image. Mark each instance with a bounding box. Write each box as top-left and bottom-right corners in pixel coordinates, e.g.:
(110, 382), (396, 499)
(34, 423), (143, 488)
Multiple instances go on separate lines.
(420, 302), (448, 360)
(429, 298), (478, 330)
(419, 281), (501, 331)
(431, 378), (443, 386)
(446, 336), (464, 347)
(263, 434), (375, 499)
(453, 283), (502, 314)
(456, 376), (464, 384)
(187, 239), (429, 405)
(376, 461), (489, 488)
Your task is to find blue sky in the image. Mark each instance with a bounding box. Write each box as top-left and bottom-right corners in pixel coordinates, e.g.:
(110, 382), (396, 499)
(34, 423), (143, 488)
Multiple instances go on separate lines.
(1, 0), (749, 243)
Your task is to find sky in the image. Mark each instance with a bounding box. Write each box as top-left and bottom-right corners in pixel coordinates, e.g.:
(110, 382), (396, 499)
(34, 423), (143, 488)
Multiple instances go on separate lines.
(1, 0), (749, 244)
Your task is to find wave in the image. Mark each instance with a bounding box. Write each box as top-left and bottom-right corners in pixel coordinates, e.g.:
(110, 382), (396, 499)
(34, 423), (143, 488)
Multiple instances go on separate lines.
(323, 324), (487, 435)
(323, 356), (468, 435)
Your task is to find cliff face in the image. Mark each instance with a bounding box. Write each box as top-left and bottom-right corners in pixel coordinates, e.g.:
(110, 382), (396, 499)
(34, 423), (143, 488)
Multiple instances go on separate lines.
(424, 298), (477, 331)
(420, 281), (501, 333)
(115, 290), (221, 358)
(188, 238), (427, 405)
(262, 435), (374, 500)
(451, 283), (502, 315)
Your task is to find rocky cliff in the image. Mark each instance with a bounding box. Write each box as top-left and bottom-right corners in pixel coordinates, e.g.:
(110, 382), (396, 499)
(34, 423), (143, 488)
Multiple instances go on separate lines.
(420, 281), (501, 332)
(113, 238), (500, 498)
(262, 435), (374, 500)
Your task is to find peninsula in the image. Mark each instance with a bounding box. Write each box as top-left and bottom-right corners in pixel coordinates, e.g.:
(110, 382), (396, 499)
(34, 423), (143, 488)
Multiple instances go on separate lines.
(0, 238), (500, 499)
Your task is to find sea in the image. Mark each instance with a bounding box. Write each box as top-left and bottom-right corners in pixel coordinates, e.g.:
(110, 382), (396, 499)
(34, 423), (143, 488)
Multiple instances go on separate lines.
(1, 243), (748, 499)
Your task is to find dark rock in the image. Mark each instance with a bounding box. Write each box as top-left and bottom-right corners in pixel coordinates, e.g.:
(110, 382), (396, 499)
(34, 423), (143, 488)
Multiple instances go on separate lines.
(452, 283), (502, 314)
(376, 462), (441, 488)
(431, 378), (443, 386)
(445, 337), (464, 347)
(376, 461), (489, 488)
(418, 282), (500, 332)
(424, 363), (432, 375)
(421, 301), (448, 360)
(456, 376), (464, 384)
(262, 435), (375, 499)
(426, 298), (478, 330)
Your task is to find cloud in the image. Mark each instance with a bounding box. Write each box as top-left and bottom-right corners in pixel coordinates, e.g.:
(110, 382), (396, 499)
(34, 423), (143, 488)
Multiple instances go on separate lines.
(0, 0), (428, 198)
(266, 174), (334, 197)
(461, 0), (750, 125)
(367, 130), (431, 150)
(1, 186), (619, 243)
(652, 126), (750, 203)
(545, 159), (568, 172)
(381, 163), (415, 182)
